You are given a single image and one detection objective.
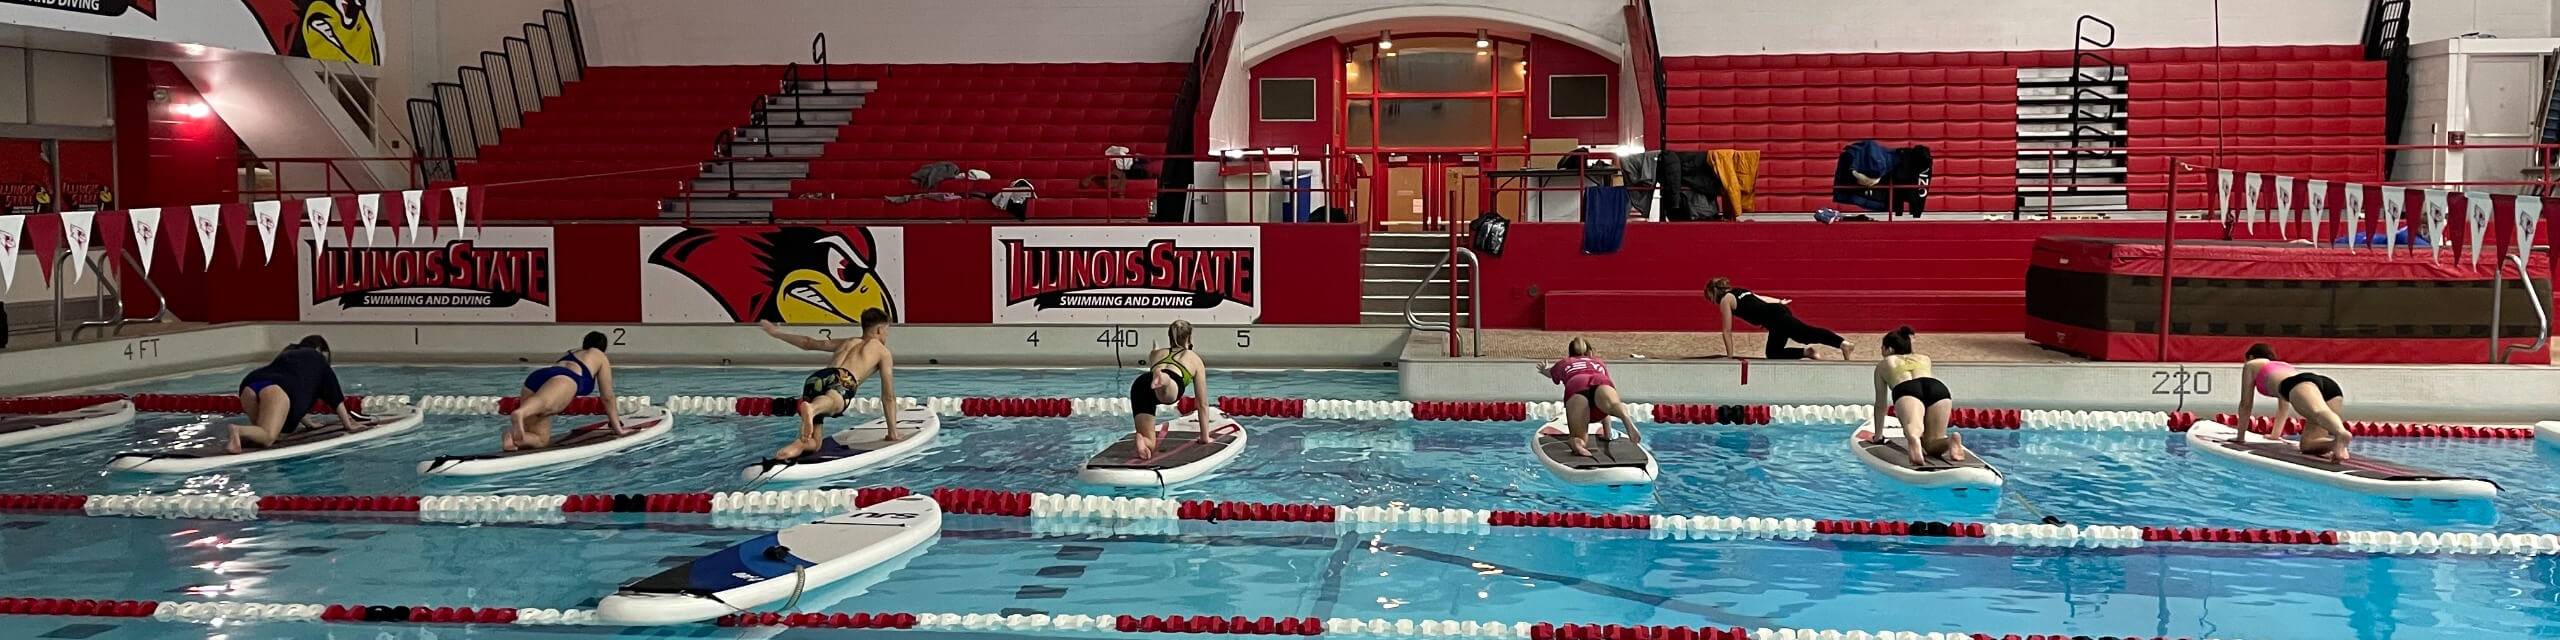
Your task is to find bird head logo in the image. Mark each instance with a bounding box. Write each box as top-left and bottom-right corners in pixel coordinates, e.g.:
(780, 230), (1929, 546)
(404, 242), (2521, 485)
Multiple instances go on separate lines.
(647, 227), (897, 324)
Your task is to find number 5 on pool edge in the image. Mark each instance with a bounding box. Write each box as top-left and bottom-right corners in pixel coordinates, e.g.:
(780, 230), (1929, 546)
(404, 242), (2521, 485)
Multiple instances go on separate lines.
(1235, 329), (1250, 348)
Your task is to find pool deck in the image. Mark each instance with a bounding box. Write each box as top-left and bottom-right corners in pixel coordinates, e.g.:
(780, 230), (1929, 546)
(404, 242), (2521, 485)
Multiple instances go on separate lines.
(1470, 329), (2089, 363)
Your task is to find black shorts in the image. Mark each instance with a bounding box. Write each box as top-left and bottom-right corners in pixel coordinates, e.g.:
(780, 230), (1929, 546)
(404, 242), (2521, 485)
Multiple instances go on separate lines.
(2278, 372), (2344, 401)
(1890, 377), (1953, 405)
(800, 368), (854, 421)
(1129, 372), (1165, 417)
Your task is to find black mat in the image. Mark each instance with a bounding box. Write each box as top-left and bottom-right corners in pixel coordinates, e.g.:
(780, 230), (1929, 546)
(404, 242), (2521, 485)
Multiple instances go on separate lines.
(1086, 431), (1231, 469)
(1858, 437), (1992, 472)
(1537, 435), (1650, 469)
(2218, 439), (2480, 482)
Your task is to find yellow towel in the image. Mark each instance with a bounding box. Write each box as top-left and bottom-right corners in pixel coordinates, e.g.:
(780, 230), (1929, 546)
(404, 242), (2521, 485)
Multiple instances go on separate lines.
(1707, 149), (1760, 214)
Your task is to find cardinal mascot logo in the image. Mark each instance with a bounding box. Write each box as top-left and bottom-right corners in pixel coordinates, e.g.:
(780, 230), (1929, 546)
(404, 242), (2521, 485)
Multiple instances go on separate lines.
(648, 227), (898, 324)
(244, 0), (375, 64)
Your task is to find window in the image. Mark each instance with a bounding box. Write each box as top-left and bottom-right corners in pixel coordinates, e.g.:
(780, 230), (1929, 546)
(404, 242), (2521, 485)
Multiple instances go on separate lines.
(1259, 78), (1317, 122)
(1548, 74), (1608, 119)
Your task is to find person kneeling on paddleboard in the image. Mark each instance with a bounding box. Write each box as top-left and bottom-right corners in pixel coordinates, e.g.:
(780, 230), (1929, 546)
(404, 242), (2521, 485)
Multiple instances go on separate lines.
(503, 331), (624, 451)
(762, 309), (899, 460)
(1870, 326), (1964, 463)
(1536, 338), (1641, 458)
(231, 335), (362, 454)
(2237, 343), (2353, 463)
(1130, 320), (1212, 459)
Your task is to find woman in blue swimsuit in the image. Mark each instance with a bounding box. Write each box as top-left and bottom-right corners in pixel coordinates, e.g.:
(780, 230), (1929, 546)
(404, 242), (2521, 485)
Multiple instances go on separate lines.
(503, 331), (623, 450)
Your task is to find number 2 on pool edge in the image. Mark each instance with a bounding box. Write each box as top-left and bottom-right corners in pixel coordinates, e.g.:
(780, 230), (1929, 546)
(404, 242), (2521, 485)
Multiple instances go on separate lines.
(2150, 370), (2212, 395)
(609, 328), (629, 346)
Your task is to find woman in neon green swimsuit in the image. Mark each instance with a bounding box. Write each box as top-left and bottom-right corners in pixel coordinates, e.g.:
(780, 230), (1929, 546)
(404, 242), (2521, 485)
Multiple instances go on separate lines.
(1128, 320), (1212, 459)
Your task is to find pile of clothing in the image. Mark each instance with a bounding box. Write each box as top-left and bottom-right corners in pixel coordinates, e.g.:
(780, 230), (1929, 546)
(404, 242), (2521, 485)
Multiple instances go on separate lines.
(1832, 140), (1932, 217)
(1625, 150), (1760, 221)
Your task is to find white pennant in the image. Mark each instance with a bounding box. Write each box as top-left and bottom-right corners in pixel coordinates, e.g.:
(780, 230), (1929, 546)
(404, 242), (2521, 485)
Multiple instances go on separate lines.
(2272, 176), (2295, 239)
(401, 190), (423, 242)
(0, 214), (20, 293)
(127, 207), (160, 276)
(303, 197), (333, 255)
(2242, 173), (2262, 233)
(356, 193), (381, 245)
(252, 200), (282, 264)
(190, 204), (221, 269)
(447, 186), (471, 237)
(2343, 185), (2365, 252)
(2465, 192), (2494, 267)
(2215, 169), (2234, 222)
(58, 211), (93, 283)
(2304, 180), (2328, 246)
(2422, 189), (2449, 262)
(2379, 187), (2406, 257)
(2517, 197), (2544, 262)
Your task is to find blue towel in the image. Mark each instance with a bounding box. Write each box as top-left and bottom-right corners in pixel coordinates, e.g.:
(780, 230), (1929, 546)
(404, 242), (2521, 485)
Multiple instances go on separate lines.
(1582, 186), (1628, 254)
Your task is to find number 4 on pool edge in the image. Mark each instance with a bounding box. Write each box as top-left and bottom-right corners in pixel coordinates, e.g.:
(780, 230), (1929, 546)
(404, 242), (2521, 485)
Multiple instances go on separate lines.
(1025, 331), (1039, 347)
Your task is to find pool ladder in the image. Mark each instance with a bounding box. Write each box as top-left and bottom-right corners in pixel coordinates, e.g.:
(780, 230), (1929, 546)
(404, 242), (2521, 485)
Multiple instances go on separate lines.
(53, 247), (173, 343)
(2489, 252), (2548, 364)
(1404, 247), (1481, 357)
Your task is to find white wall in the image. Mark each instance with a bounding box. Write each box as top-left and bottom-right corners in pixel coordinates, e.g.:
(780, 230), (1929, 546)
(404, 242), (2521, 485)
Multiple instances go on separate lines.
(1234, 0), (1626, 61)
(578, 0), (1200, 65)
(1654, 0), (2552, 56)
(0, 47), (110, 128)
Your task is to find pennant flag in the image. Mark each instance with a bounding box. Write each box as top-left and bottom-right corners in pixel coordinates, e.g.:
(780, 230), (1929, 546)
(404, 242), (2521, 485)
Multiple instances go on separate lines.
(190, 204), (222, 269)
(356, 193), (382, 244)
(421, 188), (444, 240)
(2214, 169), (2234, 222)
(126, 208), (160, 276)
(399, 190), (423, 242)
(2421, 189), (2449, 262)
(252, 200), (283, 264)
(221, 203), (248, 268)
(2379, 187), (2406, 258)
(2342, 185), (2365, 252)
(2241, 173), (2263, 233)
(336, 195), (358, 248)
(2304, 180), (2328, 246)
(2462, 192), (2493, 267)
(448, 186), (474, 237)
(303, 197), (334, 255)
(2518, 197), (2544, 261)
(159, 208), (188, 272)
(2272, 176), (2295, 238)
(0, 214), (20, 293)
(25, 213), (55, 285)
(58, 211), (94, 284)
(94, 210), (124, 279)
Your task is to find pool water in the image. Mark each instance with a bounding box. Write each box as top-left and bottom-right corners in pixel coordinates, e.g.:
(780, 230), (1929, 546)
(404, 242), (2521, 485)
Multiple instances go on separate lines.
(5, 365), (2560, 639)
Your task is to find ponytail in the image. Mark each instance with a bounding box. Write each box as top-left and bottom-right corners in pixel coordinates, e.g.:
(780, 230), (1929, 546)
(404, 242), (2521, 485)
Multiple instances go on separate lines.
(1881, 326), (1916, 355)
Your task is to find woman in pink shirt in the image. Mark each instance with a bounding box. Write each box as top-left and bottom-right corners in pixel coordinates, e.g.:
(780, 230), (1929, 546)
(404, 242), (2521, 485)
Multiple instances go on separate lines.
(1537, 338), (1642, 458)
(2236, 343), (2352, 462)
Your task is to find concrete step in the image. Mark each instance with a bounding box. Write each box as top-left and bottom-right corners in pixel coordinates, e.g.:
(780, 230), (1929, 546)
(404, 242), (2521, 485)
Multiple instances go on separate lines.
(2016, 66), (2127, 83)
(758, 108), (855, 127)
(735, 124), (842, 143)
(1367, 232), (1456, 250)
(2017, 110), (2125, 123)
(2018, 139), (2127, 151)
(2017, 156), (2124, 171)
(1363, 247), (1454, 266)
(700, 160), (810, 179)
(2019, 184), (2129, 195)
(2021, 174), (2129, 186)
(787, 79), (878, 94)
(2018, 89), (2127, 102)
(692, 178), (797, 192)
(664, 197), (776, 216)
(1363, 278), (1452, 296)
(766, 94), (867, 111)
(719, 141), (828, 158)
(2018, 126), (2127, 137)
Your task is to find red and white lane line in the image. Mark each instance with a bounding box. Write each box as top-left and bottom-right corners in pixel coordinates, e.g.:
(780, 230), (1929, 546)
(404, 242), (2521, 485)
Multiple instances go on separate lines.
(0, 595), (2237, 639)
(11, 486), (2553, 557)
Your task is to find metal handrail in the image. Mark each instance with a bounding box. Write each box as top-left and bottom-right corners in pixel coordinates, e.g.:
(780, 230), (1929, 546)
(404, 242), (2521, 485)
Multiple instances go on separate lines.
(53, 248), (167, 342)
(2062, 14), (2118, 183)
(2490, 253), (2548, 364)
(1404, 247), (1480, 357)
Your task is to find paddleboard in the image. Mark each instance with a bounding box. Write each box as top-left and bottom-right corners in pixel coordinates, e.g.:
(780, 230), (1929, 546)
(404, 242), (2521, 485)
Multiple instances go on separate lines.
(0, 399), (135, 449)
(594, 494), (942, 626)
(106, 404), (425, 474)
(1529, 419), (1657, 486)
(1851, 416), (2003, 488)
(1079, 408), (1245, 487)
(2187, 420), (2497, 499)
(417, 406), (676, 476)
(739, 408), (939, 483)
(2536, 421), (2560, 449)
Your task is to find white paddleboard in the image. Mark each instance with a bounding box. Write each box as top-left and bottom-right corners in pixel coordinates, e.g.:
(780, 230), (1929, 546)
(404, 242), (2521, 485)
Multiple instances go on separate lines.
(106, 405), (425, 474)
(0, 399), (135, 449)
(1079, 408), (1245, 487)
(740, 408), (939, 483)
(1529, 420), (1657, 486)
(2536, 421), (2560, 449)
(594, 494), (942, 626)
(1850, 416), (2003, 488)
(2187, 421), (2497, 499)
(417, 406), (675, 476)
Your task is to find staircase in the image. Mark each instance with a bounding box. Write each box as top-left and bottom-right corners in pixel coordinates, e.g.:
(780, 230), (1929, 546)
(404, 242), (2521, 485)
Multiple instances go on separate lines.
(1359, 232), (1467, 325)
(2016, 15), (2129, 214)
(666, 78), (876, 219)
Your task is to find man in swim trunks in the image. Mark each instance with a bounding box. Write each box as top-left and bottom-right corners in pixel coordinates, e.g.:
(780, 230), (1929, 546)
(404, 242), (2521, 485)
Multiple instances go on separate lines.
(230, 335), (362, 454)
(761, 308), (899, 460)
(1129, 320), (1211, 459)
(502, 331), (624, 451)
(1870, 326), (1964, 464)
(2237, 343), (2353, 463)
(1536, 337), (1641, 458)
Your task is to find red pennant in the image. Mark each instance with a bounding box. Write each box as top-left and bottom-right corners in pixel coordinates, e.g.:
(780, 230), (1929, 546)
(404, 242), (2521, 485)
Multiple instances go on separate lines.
(221, 203), (249, 268)
(466, 186), (485, 234)
(422, 189), (445, 241)
(160, 208), (190, 271)
(96, 210), (126, 268)
(24, 213), (57, 285)
(379, 193), (404, 241)
(337, 195), (362, 244)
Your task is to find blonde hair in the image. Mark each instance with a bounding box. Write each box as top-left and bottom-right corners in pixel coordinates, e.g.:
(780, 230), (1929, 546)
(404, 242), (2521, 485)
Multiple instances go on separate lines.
(1705, 277), (1732, 300)
(1567, 337), (1595, 357)
(1169, 320), (1194, 348)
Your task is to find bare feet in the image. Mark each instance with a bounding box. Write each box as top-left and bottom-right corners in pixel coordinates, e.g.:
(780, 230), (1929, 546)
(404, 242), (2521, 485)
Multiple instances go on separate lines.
(1904, 437), (1926, 465)
(502, 415), (525, 451)
(1134, 434), (1158, 460)
(224, 428), (243, 455)
(1570, 443), (1596, 458)
(881, 429), (904, 442)
(1840, 343), (1857, 361)
(1946, 433), (1969, 462)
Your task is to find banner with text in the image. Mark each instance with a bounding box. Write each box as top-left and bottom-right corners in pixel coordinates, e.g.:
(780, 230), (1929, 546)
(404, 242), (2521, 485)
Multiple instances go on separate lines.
(297, 227), (555, 322)
(991, 226), (1259, 324)
(638, 226), (906, 324)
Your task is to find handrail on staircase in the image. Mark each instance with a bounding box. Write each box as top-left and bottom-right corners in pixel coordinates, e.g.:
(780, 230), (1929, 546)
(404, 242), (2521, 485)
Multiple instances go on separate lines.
(55, 248), (172, 343)
(2490, 253), (2549, 364)
(2063, 14), (2118, 185)
(1405, 248), (1481, 357)
(811, 33), (830, 93)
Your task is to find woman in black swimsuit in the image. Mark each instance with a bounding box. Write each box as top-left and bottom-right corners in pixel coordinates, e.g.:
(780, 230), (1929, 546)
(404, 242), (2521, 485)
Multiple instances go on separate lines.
(230, 335), (360, 454)
(1128, 320), (1211, 459)
(1707, 277), (1853, 360)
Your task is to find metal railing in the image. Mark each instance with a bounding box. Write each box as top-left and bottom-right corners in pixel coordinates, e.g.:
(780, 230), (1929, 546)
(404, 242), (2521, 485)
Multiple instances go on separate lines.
(407, 1), (587, 186)
(2491, 253), (2548, 364)
(2061, 14), (2118, 183)
(53, 248), (171, 343)
(1405, 248), (1480, 357)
